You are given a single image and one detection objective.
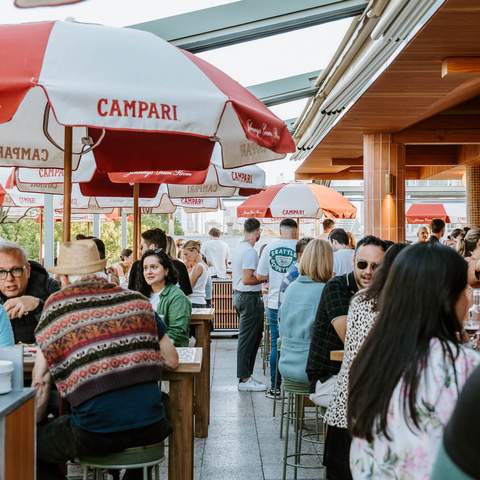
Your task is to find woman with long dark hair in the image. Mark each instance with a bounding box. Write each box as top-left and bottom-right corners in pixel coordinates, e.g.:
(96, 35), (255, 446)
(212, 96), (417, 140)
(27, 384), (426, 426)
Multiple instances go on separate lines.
(141, 249), (191, 347)
(324, 243), (408, 479)
(348, 242), (480, 478)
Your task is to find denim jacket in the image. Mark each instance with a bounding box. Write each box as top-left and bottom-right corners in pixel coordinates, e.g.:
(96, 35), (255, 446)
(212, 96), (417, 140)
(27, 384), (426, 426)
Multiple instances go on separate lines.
(279, 275), (326, 384)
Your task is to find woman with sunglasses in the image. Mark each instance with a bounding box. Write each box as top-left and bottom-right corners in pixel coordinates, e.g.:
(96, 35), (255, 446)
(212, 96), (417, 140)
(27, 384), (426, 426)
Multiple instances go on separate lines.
(348, 242), (480, 479)
(140, 249), (191, 347)
(324, 243), (408, 479)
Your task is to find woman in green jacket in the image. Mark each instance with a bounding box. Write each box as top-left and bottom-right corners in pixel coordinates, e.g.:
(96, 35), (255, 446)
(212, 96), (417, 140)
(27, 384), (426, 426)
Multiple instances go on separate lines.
(140, 249), (191, 347)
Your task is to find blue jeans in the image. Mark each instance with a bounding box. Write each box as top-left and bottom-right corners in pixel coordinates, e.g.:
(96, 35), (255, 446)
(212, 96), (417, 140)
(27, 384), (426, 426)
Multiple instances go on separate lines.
(267, 308), (281, 389)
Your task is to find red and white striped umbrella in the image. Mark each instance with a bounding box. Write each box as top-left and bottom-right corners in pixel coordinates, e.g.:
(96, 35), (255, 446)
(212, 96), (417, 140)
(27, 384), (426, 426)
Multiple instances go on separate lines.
(109, 146), (266, 198)
(0, 20), (294, 172)
(237, 183), (357, 219)
(0, 20), (294, 240)
(14, 0), (85, 7)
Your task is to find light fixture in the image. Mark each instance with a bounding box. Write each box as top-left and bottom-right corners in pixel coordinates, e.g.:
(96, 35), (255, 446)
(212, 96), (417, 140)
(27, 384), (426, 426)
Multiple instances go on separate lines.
(384, 173), (395, 195)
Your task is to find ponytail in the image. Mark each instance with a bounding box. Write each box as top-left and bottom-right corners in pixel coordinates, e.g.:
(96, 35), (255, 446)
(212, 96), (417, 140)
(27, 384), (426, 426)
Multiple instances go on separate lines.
(458, 227), (480, 258)
(458, 237), (468, 257)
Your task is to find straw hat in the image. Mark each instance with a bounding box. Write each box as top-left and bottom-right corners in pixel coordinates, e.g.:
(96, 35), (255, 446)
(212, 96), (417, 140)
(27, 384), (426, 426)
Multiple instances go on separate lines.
(49, 240), (106, 275)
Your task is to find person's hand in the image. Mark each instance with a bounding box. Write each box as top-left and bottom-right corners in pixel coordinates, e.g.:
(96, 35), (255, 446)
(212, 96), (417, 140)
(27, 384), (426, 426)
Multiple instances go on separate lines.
(4, 295), (40, 319)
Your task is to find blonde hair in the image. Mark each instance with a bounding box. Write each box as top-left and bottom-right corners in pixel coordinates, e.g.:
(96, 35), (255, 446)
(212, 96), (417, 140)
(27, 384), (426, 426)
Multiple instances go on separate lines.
(299, 239), (333, 282)
(183, 240), (201, 252)
(458, 227), (480, 257)
(165, 236), (177, 258)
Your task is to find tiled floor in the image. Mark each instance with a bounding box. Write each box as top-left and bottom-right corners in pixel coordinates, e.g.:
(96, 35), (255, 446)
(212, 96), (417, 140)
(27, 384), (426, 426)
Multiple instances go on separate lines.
(190, 338), (326, 480)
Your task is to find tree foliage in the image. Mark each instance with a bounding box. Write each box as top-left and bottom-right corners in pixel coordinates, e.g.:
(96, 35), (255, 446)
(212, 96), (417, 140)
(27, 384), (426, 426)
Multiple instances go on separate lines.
(0, 210), (184, 264)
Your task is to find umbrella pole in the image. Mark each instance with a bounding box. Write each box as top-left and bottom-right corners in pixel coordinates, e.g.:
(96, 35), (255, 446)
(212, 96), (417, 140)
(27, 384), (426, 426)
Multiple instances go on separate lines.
(133, 183), (140, 261)
(39, 208), (44, 265)
(63, 126), (73, 242)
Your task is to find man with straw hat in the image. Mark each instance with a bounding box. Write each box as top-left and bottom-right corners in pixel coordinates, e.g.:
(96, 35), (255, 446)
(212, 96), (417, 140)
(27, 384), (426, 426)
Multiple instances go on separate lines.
(32, 239), (177, 480)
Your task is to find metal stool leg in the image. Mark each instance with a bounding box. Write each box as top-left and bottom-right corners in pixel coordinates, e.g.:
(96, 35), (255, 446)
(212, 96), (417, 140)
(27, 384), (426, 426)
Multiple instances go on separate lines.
(282, 392), (292, 480)
(280, 385), (286, 439)
(273, 346), (280, 417)
(293, 394), (302, 480)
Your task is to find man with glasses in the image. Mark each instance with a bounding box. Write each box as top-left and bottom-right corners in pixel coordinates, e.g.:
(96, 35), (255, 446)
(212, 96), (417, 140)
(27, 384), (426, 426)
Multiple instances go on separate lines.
(0, 241), (59, 343)
(306, 235), (386, 409)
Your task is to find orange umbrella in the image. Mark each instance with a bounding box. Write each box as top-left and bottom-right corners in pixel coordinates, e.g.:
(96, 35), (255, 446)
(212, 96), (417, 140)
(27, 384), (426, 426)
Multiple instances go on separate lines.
(237, 183), (356, 219)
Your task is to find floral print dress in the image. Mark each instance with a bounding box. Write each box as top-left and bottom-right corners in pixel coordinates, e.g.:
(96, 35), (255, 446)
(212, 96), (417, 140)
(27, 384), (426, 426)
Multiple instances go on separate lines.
(350, 339), (480, 479)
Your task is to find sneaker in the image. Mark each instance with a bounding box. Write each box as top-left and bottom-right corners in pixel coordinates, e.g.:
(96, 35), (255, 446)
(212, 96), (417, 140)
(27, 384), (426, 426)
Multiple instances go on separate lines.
(238, 377), (267, 392)
(265, 387), (283, 399)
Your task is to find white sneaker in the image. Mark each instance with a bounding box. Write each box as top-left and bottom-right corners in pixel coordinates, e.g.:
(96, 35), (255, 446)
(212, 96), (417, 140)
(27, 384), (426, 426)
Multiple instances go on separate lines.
(238, 377), (267, 392)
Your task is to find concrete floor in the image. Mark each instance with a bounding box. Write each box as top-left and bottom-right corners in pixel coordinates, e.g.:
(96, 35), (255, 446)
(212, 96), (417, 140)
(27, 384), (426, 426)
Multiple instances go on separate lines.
(181, 338), (326, 480)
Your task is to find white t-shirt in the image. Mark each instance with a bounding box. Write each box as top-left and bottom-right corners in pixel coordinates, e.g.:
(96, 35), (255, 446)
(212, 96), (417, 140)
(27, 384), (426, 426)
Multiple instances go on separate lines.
(257, 238), (297, 309)
(201, 238), (230, 278)
(231, 241), (261, 292)
(150, 290), (163, 312)
(333, 248), (355, 276)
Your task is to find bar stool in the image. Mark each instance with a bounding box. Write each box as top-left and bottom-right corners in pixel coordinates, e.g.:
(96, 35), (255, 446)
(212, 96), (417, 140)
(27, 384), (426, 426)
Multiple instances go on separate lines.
(79, 442), (165, 480)
(261, 313), (271, 376)
(282, 379), (324, 480)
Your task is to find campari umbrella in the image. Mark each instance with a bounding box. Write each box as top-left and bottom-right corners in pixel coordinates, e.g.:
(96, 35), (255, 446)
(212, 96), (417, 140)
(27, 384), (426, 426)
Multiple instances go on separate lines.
(0, 20), (295, 240)
(237, 183), (357, 220)
(14, 0), (85, 6)
(109, 151), (266, 199)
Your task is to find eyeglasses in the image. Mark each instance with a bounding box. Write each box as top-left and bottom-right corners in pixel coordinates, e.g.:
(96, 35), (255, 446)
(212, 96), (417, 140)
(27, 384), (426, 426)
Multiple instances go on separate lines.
(0, 266), (26, 280)
(356, 260), (379, 271)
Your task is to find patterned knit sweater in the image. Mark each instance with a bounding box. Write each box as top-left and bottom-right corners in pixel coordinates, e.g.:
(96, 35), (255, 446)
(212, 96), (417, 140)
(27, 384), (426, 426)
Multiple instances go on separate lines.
(35, 276), (163, 407)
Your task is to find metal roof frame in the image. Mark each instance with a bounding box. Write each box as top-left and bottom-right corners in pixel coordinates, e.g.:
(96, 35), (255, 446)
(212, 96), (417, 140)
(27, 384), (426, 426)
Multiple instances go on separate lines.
(130, 0), (367, 53)
(247, 70), (321, 107)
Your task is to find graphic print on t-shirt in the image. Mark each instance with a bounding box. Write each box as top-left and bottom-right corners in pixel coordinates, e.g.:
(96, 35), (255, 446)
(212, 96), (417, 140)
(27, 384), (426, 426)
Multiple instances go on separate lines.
(269, 246), (295, 274)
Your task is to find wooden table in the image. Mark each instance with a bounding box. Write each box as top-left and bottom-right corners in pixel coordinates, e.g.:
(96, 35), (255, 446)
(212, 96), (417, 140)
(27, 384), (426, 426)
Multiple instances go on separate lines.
(0, 389), (36, 480)
(190, 307), (214, 438)
(162, 348), (202, 480)
(330, 350), (344, 362)
(24, 347), (203, 480)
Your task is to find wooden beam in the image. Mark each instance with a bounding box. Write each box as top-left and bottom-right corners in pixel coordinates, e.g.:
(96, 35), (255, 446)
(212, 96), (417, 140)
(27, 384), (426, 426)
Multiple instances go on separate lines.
(295, 170), (363, 180)
(419, 165), (464, 180)
(393, 129), (480, 145)
(442, 57), (480, 78)
(405, 145), (458, 166)
(331, 157), (363, 166)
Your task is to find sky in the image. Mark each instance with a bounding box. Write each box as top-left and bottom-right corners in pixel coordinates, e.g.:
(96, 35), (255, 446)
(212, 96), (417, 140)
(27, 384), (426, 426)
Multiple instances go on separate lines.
(0, 0), (352, 185)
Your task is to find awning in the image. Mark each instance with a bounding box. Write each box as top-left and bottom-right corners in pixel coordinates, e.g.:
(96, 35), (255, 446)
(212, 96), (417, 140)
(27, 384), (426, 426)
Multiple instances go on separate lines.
(406, 204), (451, 224)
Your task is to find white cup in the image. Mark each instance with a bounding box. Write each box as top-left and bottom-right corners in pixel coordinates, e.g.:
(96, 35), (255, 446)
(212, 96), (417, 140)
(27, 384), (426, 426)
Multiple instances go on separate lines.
(0, 360), (14, 394)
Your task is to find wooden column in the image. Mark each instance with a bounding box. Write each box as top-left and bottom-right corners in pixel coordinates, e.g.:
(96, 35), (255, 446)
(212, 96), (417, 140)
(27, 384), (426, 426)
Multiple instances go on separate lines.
(466, 164), (480, 226)
(363, 133), (405, 241)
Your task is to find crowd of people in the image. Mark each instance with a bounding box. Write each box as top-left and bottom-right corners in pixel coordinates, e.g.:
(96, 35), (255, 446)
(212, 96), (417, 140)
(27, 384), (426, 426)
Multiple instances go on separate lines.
(231, 216), (480, 480)
(0, 226), (231, 479)
(2, 215), (480, 479)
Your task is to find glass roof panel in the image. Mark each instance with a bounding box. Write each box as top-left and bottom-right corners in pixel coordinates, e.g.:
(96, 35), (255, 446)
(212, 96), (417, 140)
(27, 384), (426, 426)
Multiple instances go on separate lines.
(198, 18), (352, 85)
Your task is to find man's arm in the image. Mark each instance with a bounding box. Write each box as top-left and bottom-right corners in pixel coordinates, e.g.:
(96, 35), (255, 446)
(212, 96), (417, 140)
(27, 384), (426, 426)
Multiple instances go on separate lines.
(305, 297), (325, 388)
(160, 334), (179, 370)
(331, 315), (348, 343)
(4, 296), (41, 320)
(32, 349), (51, 421)
(242, 269), (263, 285)
(255, 246), (269, 282)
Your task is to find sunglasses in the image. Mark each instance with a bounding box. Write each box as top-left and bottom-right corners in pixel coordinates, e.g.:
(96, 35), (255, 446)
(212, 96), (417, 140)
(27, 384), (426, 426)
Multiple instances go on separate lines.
(356, 260), (379, 271)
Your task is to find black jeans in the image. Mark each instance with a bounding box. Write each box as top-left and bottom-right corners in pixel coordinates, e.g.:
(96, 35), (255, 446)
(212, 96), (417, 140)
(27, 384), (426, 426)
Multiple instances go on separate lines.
(37, 415), (171, 480)
(233, 291), (264, 379)
(323, 425), (353, 480)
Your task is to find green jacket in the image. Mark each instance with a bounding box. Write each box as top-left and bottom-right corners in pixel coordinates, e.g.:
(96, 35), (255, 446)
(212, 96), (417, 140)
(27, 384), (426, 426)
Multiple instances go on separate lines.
(156, 283), (191, 347)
